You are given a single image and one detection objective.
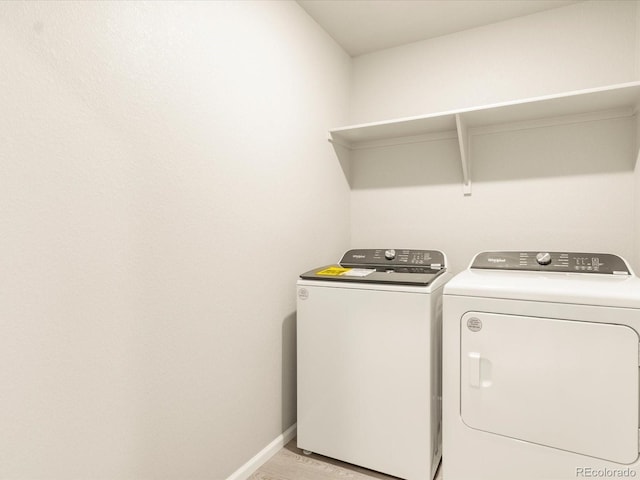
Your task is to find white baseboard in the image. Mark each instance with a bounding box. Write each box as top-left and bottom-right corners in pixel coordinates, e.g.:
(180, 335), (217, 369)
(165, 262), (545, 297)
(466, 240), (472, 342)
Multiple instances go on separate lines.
(226, 423), (297, 480)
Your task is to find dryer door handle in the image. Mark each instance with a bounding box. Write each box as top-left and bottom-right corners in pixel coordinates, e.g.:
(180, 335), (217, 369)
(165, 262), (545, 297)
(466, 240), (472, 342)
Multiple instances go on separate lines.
(468, 352), (481, 387)
(467, 352), (493, 388)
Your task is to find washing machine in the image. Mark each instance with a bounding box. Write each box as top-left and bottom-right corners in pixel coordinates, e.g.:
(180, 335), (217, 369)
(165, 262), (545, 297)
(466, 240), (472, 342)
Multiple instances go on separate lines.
(442, 250), (640, 480)
(297, 248), (450, 480)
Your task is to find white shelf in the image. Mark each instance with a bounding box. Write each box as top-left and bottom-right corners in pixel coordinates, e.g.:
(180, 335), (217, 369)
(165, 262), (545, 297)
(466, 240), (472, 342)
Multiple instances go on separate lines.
(329, 81), (640, 195)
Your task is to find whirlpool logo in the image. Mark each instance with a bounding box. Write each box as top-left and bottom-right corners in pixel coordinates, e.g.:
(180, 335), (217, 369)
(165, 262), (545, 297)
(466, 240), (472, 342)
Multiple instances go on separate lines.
(487, 257), (506, 263)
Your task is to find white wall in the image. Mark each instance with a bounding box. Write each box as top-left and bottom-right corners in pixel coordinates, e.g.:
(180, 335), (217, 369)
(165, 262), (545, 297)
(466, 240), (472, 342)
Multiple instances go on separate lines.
(635, 119), (640, 270)
(351, 117), (637, 273)
(0, 1), (350, 479)
(350, 0), (637, 124)
(635, 1), (640, 270)
(349, 0), (639, 273)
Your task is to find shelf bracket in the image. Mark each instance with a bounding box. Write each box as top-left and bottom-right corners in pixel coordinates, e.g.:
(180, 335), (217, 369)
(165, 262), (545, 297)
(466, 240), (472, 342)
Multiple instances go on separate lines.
(455, 114), (471, 195)
(328, 135), (353, 187)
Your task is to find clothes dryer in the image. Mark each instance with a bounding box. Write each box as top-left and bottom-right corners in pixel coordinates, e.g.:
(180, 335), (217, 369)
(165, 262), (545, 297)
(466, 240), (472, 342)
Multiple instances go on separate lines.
(443, 251), (640, 480)
(297, 249), (450, 480)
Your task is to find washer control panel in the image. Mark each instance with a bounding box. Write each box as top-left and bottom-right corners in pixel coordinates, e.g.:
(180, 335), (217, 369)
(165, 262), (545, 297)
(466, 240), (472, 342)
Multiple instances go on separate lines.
(471, 251), (630, 275)
(340, 249), (445, 271)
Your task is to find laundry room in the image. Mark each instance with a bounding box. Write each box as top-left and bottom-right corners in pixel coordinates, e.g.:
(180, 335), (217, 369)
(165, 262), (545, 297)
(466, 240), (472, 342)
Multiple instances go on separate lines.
(1, 1), (639, 480)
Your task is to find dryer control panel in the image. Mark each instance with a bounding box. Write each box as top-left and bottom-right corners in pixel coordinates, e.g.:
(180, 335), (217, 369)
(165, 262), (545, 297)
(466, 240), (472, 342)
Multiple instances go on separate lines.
(471, 251), (630, 275)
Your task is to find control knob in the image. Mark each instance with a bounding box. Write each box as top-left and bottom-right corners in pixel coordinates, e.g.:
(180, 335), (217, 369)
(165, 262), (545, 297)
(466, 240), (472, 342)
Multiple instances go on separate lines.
(385, 249), (396, 260)
(536, 252), (552, 266)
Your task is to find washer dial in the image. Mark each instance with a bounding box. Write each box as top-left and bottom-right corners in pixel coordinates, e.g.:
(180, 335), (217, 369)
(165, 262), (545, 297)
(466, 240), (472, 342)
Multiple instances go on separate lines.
(536, 252), (552, 265)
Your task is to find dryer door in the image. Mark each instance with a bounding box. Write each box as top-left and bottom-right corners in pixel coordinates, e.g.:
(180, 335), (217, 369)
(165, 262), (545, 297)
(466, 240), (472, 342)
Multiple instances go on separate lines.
(461, 312), (639, 464)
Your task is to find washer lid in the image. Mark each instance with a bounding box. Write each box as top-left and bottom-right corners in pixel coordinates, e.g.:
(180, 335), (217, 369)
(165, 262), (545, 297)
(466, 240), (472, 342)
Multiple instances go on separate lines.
(299, 264), (445, 287)
(299, 249), (447, 286)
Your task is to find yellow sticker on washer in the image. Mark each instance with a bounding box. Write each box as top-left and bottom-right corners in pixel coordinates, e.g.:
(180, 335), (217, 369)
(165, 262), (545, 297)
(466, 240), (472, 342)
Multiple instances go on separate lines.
(316, 266), (351, 276)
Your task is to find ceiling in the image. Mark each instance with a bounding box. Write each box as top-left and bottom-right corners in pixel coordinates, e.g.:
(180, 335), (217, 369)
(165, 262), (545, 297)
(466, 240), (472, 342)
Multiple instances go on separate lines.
(297, 0), (580, 57)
